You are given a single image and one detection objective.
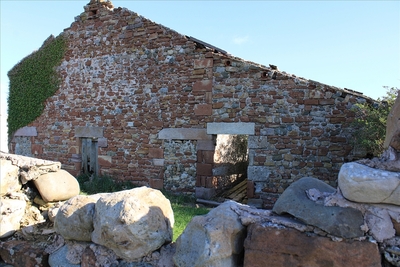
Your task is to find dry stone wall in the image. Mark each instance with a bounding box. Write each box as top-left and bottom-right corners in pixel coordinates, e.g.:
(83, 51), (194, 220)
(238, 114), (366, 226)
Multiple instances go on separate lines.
(9, 1), (372, 206)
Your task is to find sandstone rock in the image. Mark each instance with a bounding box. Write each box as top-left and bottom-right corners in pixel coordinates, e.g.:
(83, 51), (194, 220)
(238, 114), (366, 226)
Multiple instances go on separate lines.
(243, 223), (381, 267)
(339, 162), (400, 205)
(0, 240), (49, 267)
(0, 159), (20, 196)
(55, 194), (105, 241)
(384, 92), (400, 150)
(34, 169), (80, 202)
(173, 201), (246, 267)
(91, 187), (174, 261)
(0, 199), (26, 238)
(273, 177), (364, 239)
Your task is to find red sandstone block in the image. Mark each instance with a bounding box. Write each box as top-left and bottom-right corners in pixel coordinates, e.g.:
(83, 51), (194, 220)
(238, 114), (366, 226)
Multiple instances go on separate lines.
(213, 102), (224, 109)
(193, 80), (212, 91)
(31, 144), (43, 155)
(311, 128), (324, 137)
(150, 178), (164, 190)
(247, 180), (255, 198)
(330, 117), (346, 123)
(148, 148), (164, 158)
(197, 163), (212, 176)
(281, 117), (294, 123)
(202, 150), (215, 164)
(194, 104), (212, 116)
(331, 136), (347, 143)
(295, 116), (312, 122)
(304, 99), (319, 105)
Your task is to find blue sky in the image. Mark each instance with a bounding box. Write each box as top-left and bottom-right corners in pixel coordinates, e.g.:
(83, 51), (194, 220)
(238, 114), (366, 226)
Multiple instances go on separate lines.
(0, 1), (399, 151)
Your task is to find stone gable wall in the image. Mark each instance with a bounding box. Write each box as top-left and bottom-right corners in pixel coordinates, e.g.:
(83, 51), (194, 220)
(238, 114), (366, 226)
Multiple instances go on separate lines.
(9, 3), (371, 206)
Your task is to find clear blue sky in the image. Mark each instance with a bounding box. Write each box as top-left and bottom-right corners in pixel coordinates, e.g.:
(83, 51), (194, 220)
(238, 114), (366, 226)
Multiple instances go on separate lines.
(1, 1), (399, 151)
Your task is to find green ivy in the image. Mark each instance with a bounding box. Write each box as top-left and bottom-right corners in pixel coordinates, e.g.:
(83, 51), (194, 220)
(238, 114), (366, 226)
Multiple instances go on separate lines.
(7, 34), (67, 137)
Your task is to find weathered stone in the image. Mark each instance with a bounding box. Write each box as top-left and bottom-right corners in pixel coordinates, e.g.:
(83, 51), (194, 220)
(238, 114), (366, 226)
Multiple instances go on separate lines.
(80, 243), (118, 267)
(0, 152), (61, 183)
(324, 189), (400, 242)
(0, 240), (49, 267)
(273, 177), (364, 239)
(0, 199), (26, 238)
(48, 243), (82, 267)
(247, 166), (271, 182)
(34, 170), (80, 202)
(55, 194), (106, 241)
(338, 162), (400, 205)
(0, 159), (20, 196)
(173, 201), (246, 267)
(91, 187), (174, 261)
(243, 223), (381, 267)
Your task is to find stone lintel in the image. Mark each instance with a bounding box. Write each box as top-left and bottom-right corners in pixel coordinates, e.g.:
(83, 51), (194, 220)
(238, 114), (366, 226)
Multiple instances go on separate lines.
(207, 123), (255, 135)
(158, 128), (211, 140)
(14, 127), (37, 137)
(75, 126), (103, 138)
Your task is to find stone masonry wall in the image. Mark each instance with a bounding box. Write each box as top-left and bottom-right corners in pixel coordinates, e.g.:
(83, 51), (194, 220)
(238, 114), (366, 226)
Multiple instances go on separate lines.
(9, 2), (372, 206)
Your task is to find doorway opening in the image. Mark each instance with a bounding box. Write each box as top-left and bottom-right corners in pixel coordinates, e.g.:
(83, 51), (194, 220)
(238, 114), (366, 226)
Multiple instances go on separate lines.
(213, 134), (249, 199)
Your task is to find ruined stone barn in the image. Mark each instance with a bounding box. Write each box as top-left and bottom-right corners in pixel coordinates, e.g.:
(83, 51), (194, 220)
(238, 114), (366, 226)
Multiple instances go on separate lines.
(9, 1), (373, 207)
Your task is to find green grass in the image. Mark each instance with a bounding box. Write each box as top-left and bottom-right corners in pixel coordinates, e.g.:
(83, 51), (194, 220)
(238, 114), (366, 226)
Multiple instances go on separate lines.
(162, 191), (210, 241)
(76, 175), (210, 242)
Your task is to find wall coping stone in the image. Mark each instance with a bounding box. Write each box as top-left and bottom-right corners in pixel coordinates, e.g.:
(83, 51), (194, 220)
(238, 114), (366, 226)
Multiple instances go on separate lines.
(207, 123), (255, 135)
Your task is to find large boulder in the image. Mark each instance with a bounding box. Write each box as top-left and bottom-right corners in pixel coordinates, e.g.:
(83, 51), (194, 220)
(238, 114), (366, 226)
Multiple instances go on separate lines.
(91, 187), (174, 261)
(173, 201), (246, 267)
(243, 223), (381, 267)
(338, 162), (400, 205)
(34, 170), (80, 202)
(0, 199), (26, 238)
(54, 194), (107, 241)
(273, 177), (365, 239)
(0, 158), (20, 196)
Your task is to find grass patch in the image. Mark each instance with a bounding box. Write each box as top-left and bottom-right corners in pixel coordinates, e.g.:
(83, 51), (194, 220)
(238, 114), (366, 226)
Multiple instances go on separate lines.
(162, 191), (210, 241)
(76, 174), (210, 241)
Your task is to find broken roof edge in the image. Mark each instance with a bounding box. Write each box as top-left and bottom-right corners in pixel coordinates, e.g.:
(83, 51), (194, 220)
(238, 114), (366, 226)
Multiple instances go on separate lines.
(212, 52), (377, 103)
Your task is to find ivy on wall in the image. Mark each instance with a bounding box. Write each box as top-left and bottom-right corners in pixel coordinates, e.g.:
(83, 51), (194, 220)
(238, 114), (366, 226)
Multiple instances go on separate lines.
(7, 34), (67, 137)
